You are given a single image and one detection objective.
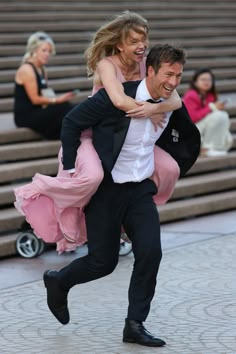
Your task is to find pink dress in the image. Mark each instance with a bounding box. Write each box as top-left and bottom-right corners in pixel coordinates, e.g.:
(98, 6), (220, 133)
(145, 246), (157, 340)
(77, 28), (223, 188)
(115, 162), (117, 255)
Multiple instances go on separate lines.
(14, 57), (179, 253)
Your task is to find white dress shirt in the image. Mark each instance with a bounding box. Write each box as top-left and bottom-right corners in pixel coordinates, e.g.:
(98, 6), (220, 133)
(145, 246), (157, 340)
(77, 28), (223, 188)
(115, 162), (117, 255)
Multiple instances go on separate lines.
(111, 79), (172, 183)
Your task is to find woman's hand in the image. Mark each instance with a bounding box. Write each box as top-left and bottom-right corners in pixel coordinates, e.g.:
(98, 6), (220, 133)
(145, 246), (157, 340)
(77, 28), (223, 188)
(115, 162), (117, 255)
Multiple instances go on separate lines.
(56, 92), (75, 103)
(215, 101), (226, 110)
(126, 101), (167, 130)
(126, 101), (156, 118)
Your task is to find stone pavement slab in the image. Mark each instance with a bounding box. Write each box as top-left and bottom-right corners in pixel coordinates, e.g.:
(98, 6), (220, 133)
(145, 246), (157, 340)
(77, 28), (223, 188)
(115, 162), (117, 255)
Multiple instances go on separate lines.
(0, 227), (235, 353)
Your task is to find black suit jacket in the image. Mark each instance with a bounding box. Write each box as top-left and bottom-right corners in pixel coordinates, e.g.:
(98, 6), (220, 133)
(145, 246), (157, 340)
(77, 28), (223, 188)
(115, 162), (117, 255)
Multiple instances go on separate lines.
(61, 81), (201, 177)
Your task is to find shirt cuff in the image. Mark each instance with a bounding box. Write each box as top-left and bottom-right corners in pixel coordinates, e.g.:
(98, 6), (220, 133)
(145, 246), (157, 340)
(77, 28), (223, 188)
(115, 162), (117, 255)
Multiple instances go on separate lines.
(66, 168), (76, 173)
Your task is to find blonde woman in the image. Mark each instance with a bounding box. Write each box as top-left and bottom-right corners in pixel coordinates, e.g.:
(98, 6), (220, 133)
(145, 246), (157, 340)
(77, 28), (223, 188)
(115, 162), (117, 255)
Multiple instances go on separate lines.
(15, 13), (181, 253)
(14, 31), (75, 139)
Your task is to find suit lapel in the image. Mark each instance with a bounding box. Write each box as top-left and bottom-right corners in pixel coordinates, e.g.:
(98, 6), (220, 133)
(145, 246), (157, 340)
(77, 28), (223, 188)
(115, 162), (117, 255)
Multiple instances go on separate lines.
(113, 116), (130, 162)
(113, 81), (140, 162)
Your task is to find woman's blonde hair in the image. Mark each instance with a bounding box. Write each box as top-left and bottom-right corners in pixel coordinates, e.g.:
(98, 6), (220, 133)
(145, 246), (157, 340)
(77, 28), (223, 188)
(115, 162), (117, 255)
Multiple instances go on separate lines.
(22, 31), (56, 63)
(85, 11), (148, 76)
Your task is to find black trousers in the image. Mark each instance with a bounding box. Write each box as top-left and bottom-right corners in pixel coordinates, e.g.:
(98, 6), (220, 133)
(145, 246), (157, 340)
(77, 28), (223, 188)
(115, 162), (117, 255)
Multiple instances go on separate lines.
(58, 176), (162, 321)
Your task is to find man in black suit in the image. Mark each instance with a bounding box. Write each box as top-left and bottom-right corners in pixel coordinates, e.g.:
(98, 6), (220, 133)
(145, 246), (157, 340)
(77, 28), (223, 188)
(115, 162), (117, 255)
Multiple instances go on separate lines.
(44, 44), (200, 347)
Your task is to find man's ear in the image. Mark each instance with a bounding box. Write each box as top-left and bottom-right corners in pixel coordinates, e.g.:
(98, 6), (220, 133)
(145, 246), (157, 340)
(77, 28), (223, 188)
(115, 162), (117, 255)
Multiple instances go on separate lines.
(147, 66), (155, 78)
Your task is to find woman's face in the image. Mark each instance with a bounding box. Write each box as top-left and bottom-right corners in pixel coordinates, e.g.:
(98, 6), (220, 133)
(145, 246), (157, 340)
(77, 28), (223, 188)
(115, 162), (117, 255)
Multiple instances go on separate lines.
(33, 41), (53, 66)
(195, 72), (213, 94)
(117, 28), (148, 63)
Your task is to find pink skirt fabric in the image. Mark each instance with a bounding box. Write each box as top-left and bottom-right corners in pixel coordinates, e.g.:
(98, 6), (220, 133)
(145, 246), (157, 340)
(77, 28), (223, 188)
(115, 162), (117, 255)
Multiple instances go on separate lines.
(14, 137), (180, 254)
(14, 134), (103, 253)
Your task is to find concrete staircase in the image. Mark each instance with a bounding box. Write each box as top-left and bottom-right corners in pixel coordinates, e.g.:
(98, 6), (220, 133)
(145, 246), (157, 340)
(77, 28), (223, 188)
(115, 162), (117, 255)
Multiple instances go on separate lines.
(0, 0), (236, 257)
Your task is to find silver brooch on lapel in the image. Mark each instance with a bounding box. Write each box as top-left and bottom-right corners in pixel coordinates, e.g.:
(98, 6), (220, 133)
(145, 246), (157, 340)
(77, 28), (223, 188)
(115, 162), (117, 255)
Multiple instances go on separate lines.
(171, 129), (179, 142)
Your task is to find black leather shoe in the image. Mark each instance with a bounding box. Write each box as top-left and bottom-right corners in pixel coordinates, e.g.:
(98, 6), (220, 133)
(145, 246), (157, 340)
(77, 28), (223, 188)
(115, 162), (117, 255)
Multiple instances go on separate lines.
(123, 319), (166, 347)
(43, 270), (69, 325)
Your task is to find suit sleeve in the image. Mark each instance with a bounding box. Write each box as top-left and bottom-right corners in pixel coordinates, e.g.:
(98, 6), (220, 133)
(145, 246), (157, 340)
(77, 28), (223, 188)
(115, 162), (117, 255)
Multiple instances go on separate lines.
(61, 90), (114, 170)
(157, 102), (201, 177)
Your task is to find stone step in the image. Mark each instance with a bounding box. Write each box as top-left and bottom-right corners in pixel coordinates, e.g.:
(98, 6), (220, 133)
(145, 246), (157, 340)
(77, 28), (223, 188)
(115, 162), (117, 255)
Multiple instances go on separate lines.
(0, 140), (60, 162)
(2, 39), (236, 58)
(0, 116), (235, 147)
(1, 52), (236, 71)
(0, 20), (236, 35)
(1, 31), (236, 47)
(2, 34), (236, 58)
(232, 134), (236, 148)
(1, 188), (236, 236)
(171, 169), (236, 200)
(0, 158), (58, 184)
(0, 65), (86, 83)
(0, 233), (18, 258)
(0, 53), (86, 70)
(1, 93), (236, 118)
(159, 189), (236, 223)
(0, 208), (24, 234)
(6, 132), (236, 164)
(0, 127), (41, 144)
(1, 1), (236, 12)
(0, 113), (235, 146)
(0, 15), (235, 28)
(2, 66), (236, 85)
(189, 151), (236, 175)
(0, 92), (89, 113)
(1, 168), (235, 208)
(0, 182), (26, 206)
(231, 117), (236, 131)
(1, 77), (236, 101)
(0, 77), (92, 97)
(1, 10), (236, 23)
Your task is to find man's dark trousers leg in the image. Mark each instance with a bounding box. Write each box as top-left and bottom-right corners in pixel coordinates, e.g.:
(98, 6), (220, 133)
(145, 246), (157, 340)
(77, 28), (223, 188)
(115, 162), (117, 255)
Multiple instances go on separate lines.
(122, 179), (162, 321)
(57, 177), (162, 322)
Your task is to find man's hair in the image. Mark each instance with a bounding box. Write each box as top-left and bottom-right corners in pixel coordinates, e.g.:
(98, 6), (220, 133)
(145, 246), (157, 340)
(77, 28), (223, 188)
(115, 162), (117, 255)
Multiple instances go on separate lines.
(146, 44), (186, 74)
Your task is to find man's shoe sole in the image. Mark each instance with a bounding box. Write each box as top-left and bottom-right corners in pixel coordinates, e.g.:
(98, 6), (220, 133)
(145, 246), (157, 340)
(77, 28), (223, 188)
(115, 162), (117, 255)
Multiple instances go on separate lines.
(123, 337), (166, 347)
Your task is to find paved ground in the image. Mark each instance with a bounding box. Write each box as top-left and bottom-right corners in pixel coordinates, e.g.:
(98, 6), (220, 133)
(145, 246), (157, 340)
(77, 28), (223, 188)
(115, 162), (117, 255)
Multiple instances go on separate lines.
(0, 210), (235, 354)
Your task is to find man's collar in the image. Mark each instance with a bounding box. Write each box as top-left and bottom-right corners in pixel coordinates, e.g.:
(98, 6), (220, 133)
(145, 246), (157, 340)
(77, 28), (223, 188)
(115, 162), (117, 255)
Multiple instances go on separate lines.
(136, 79), (163, 102)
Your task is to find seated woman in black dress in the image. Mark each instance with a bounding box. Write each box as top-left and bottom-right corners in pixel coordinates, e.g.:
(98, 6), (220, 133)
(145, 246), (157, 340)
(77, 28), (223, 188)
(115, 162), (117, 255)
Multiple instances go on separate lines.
(14, 31), (75, 140)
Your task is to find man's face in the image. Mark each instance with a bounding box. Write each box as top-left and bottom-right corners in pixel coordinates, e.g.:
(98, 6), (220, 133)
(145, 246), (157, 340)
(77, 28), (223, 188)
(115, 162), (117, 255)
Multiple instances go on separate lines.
(146, 62), (183, 100)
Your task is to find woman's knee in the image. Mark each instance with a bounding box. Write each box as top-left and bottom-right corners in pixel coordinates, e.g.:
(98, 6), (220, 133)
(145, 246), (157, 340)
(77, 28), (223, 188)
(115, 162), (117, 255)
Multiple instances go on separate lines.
(74, 140), (104, 186)
(89, 168), (104, 186)
(211, 111), (230, 127)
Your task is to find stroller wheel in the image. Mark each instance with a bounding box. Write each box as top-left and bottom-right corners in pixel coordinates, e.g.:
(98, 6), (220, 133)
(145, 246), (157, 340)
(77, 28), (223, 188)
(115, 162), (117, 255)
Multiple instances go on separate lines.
(37, 238), (45, 256)
(119, 241), (132, 256)
(16, 231), (44, 258)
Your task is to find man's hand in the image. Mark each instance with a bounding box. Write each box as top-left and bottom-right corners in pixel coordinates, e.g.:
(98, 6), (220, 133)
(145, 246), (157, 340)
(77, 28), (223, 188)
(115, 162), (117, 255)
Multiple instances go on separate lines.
(126, 101), (167, 131)
(150, 113), (167, 131)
